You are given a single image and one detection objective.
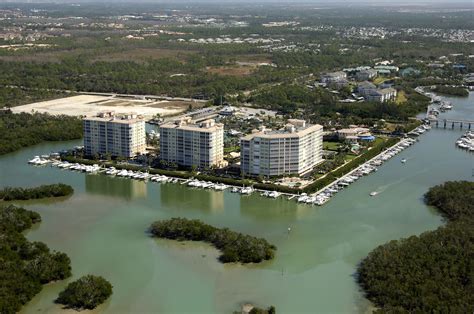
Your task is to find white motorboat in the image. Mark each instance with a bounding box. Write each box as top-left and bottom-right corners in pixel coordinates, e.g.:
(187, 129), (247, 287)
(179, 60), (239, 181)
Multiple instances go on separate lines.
(28, 156), (41, 164)
(370, 191), (378, 196)
(297, 193), (308, 203)
(240, 187), (254, 195)
(268, 191), (281, 199)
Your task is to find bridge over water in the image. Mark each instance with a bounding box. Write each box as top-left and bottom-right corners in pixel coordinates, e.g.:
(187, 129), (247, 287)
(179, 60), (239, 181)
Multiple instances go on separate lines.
(427, 118), (474, 130)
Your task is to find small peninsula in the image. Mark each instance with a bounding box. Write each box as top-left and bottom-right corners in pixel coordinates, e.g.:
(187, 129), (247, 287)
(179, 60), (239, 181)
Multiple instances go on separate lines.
(357, 181), (474, 312)
(0, 205), (72, 314)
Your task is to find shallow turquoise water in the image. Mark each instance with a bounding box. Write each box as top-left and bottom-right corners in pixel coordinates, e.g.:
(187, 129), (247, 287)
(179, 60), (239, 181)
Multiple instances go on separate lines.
(0, 93), (472, 314)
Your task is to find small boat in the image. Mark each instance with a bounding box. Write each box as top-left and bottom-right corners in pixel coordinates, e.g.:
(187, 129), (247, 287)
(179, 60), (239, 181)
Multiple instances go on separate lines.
(268, 191), (281, 199)
(28, 156), (41, 164)
(401, 158), (407, 163)
(370, 191), (378, 197)
(297, 193), (308, 203)
(240, 187), (254, 195)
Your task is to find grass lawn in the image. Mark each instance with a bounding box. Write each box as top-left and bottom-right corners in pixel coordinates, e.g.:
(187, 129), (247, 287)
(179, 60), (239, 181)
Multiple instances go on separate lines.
(323, 141), (341, 151)
(372, 137), (385, 146)
(224, 146), (240, 153)
(373, 77), (387, 85)
(345, 154), (357, 161)
(396, 90), (407, 104)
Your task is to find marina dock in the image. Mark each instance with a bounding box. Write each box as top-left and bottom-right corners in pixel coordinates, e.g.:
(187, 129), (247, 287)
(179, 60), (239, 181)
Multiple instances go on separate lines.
(27, 135), (421, 207)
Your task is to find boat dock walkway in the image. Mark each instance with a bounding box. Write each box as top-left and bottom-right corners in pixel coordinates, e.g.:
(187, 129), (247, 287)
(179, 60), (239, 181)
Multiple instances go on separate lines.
(27, 136), (420, 207)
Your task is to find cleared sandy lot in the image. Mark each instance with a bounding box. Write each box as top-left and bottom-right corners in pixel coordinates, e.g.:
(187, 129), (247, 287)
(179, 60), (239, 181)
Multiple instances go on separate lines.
(11, 95), (196, 119)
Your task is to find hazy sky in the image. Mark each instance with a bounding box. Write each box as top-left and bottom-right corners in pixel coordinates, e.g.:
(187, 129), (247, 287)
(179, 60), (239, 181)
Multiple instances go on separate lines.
(1, 0), (469, 3)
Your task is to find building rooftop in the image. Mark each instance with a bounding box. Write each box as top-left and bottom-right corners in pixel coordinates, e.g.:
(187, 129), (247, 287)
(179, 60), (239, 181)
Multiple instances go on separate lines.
(160, 117), (223, 132)
(322, 71), (346, 77)
(370, 88), (397, 96)
(358, 81), (377, 89)
(241, 119), (323, 140)
(83, 111), (144, 124)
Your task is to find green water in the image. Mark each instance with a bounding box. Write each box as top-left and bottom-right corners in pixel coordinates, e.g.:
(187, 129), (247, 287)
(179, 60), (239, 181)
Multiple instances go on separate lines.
(1, 93), (473, 314)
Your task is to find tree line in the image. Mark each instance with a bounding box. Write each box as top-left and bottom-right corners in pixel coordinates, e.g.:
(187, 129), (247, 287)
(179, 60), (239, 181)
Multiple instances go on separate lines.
(433, 85), (469, 97)
(357, 181), (474, 312)
(0, 204), (72, 314)
(248, 84), (430, 122)
(0, 202), (113, 313)
(0, 183), (74, 201)
(149, 218), (276, 263)
(0, 110), (83, 155)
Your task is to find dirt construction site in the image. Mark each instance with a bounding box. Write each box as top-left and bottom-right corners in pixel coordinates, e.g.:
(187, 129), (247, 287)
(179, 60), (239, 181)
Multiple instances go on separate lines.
(11, 95), (203, 119)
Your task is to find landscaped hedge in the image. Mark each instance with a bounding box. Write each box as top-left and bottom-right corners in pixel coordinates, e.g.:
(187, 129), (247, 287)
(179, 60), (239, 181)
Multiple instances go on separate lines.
(61, 137), (400, 195)
(303, 137), (400, 193)
(253, 183), (299, 194)
(195, 174), (253, 187)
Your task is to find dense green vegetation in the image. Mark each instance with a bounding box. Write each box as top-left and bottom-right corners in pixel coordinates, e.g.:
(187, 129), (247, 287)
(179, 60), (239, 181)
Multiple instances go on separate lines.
(248, 84), (430, 123)
(55, 275), (113, 310)
(425, 181), (474, 222)
(149, 218), (276, 263)
(303, 138), (399, 193)
(0, 205), (72, 314)
(0, 183), (73, 201)
(0, 110), (82, 155)
(0, 86), (69, 108)
(433, 85), (469, 97)
(358, 181), (474, 312)
(63, 138), (401, 195)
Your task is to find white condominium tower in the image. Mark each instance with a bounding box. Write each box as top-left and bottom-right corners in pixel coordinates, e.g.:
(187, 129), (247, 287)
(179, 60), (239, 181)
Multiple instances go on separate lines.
(83, 111), (146, 158)
(240, 119), (323, 177)
(159, 117), (224, 169)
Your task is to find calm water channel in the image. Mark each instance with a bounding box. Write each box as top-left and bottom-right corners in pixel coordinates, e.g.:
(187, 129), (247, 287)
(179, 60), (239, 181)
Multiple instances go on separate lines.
(1, 93), (473, 314)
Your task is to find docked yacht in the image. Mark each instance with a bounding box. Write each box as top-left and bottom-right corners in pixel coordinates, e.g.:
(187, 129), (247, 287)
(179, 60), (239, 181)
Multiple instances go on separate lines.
(297, 193), (308, 203)
(240, 186), (254, 195)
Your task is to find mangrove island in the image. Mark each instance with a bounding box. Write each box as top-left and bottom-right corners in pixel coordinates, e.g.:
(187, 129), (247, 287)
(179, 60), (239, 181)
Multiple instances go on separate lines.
(0, 205), (72, 314)
(149, 218), (276, 264)
(0, 183), (74, 201)
(55, 275), (113, 310)
(357, 181), (474, 312)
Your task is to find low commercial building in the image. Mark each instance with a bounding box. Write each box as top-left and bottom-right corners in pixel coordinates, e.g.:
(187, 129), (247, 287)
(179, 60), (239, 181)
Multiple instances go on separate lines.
(357, 81), (377, 97)
(336, 127), (371, 140)
(374, 65), (399, 73)
(159, 117), (224, 169)
(356, 69), (378, 81)
(240, 119), (323, 177)
(366, 88), (397, 102)
(219, 106), (236, 116)
(83, 111), (146, 158)
(320, 71), (347, 84)
(400, 67), (421, 77)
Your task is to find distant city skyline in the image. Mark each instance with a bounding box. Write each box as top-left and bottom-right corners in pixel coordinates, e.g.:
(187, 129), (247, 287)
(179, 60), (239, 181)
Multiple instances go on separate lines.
(0, 0), (471, 4)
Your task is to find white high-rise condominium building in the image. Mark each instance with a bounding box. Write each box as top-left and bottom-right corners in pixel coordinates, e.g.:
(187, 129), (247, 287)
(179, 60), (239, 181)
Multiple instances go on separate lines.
(240, 119), (323, 177)
(83, 111), (146, 158)
(159, 117), (224, 169)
